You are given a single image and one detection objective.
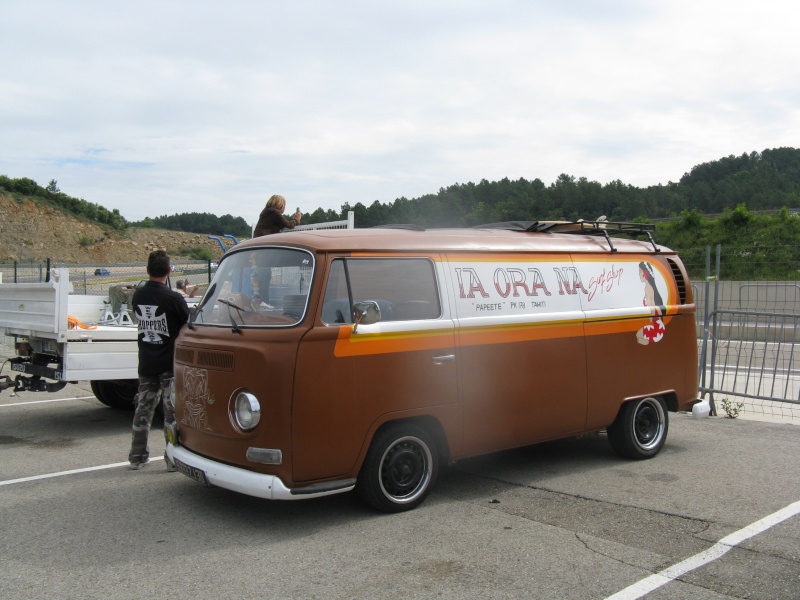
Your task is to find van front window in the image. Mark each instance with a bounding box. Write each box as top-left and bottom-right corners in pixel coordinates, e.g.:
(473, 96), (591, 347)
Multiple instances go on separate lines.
(193, 247), (313, 328)
(321, 257), (441, 324)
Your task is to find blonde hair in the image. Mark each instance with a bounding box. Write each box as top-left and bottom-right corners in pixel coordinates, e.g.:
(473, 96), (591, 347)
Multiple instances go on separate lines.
(266, 194), (286, 212)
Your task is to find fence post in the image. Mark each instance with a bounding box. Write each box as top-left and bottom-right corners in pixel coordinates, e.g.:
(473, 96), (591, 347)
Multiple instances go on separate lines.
(699, 246), (711, 387)
(706, 245), (722, 416)
(14, 260), (17, 283)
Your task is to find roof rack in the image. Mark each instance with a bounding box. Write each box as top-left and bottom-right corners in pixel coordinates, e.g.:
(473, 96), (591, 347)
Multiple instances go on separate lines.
(474, 220), (659, 253)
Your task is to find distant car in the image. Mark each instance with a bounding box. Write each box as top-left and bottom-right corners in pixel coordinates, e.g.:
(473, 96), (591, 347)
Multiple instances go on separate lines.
(94, 268), (110, 276)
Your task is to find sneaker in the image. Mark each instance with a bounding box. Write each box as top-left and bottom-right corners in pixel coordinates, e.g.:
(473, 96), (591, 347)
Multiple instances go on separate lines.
(129, 459), (148, 470)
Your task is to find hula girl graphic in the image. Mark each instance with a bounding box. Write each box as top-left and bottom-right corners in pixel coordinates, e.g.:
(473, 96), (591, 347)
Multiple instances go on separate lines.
(636, 261), (666, 345)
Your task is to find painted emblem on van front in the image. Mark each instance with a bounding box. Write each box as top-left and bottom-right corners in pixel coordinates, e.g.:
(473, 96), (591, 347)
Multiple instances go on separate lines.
(636, 261), (666, 345)
(181, 367), (215, 431)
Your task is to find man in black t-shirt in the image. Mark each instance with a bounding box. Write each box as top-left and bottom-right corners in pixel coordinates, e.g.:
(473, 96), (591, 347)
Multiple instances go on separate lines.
(128, 251), (190, 470)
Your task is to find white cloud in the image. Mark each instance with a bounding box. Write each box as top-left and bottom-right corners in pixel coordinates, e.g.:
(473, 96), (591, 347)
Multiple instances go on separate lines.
(1, 0), (798, 223)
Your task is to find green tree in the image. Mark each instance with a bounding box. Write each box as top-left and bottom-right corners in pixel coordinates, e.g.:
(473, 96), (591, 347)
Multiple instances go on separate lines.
(13, 177), (39, 196)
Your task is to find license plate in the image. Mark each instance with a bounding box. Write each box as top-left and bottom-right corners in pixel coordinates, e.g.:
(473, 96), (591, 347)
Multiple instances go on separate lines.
(11, 363), (25, 373)
(174, 458), (209, 486)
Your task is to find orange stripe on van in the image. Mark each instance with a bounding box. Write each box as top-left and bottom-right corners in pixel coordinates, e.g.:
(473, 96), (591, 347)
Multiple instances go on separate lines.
(456, 320), (585, 346)
(332, 314), (672, 357)
(584, 317), (655, 336)
(445, 253), (573, 263)
(334, 319), (585, 357)
(333, 326), (454, 357)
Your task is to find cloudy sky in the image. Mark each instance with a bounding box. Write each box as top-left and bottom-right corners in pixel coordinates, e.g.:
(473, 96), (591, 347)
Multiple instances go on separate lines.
(2, 1), (798, 224)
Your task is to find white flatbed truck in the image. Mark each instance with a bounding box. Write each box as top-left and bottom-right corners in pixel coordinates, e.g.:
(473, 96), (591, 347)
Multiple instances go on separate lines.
(0, 268), (141, 408)
(0, 214), (355, 406)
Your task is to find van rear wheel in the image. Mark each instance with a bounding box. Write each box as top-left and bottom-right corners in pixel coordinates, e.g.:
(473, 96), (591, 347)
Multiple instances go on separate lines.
(607, 396), (668, 459)
(356, 423), (438, 513)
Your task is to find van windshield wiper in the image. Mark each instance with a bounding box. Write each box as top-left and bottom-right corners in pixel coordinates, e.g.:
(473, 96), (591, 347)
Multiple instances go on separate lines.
(188, 283), (216, 330)
(216, 298), (244, 334)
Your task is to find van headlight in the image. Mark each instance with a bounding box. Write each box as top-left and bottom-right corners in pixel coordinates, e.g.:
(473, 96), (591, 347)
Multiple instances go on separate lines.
(234, 391), (261, 430)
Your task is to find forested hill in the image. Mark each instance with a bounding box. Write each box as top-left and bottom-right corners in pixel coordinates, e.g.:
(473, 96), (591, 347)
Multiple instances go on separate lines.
(2, 148), (799, 233)
(303, 147), (800, 228)
(0, 176), (252, 237)
(138, 212), (251, 238)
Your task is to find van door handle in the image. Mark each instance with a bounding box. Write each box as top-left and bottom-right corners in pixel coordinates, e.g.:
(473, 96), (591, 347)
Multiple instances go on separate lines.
(432, 354), (455, 364)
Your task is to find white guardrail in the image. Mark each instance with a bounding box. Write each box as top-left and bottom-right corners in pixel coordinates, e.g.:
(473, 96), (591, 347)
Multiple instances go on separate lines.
(251, 210), (355, 236)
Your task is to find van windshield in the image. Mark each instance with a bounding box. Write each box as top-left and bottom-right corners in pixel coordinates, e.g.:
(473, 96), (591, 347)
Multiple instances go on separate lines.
(192, 247), (313, 328)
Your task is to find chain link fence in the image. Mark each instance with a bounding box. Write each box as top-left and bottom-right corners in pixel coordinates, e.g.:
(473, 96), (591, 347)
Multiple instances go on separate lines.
(0, 260), (215, 295)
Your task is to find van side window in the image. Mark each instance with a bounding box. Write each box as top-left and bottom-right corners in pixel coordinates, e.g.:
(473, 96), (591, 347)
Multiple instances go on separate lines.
(321, 258), (441, 324)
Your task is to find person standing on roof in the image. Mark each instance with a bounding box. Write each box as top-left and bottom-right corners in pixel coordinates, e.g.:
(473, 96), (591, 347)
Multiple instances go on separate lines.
(128, 250), (190, 470)
(254, 194), (303, 236)
(252, 195), (303, 307)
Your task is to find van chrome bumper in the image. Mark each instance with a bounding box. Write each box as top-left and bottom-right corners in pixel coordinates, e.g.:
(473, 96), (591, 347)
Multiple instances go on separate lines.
(166, 443), (356, 500)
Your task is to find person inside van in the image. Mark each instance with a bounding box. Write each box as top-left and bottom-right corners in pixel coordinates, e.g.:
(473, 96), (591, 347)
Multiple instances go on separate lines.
(252, 194), (303, 308)
(175, 279), (198, 298)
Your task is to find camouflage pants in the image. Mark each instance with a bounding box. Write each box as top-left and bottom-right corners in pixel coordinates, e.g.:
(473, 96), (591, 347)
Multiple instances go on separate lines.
(128, 372), (175, 464)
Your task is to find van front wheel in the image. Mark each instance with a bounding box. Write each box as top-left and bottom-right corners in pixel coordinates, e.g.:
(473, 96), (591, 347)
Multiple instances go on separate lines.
(357, 423), (438, 513)
(607, 396), (668, 459)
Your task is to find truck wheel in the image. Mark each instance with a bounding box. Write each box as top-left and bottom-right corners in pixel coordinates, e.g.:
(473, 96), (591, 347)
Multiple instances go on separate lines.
(91, 379), (137, 411)
(90, 380), (108, 406)
(607, 396), (668, 459)
(356, 423), (438, 513)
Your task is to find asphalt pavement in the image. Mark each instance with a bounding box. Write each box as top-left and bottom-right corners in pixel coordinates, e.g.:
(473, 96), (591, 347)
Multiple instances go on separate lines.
(1, 379), (798, 599)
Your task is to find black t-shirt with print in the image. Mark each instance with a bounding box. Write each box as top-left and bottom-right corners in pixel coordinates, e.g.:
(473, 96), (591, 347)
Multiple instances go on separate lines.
(132, 280), (190, 376)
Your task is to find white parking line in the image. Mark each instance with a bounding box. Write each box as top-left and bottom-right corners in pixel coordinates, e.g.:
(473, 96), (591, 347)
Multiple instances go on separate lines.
(0, 395), (96, 407)
(605, 500), (800, 599)
(0, 457), (163, 486)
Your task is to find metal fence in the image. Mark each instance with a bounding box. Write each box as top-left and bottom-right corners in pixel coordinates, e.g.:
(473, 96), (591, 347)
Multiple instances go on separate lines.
(696, 245), (800, 421)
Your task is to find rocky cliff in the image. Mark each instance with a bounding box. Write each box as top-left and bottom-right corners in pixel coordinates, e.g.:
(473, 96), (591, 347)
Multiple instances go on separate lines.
(0, 193), (237, 264)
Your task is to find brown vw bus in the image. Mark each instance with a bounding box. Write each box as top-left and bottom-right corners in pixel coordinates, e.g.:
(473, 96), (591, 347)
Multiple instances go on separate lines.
(166, 222), (699, 512)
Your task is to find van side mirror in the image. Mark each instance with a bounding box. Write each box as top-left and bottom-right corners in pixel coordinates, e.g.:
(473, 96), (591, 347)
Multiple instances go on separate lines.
(352, 301), (381, 333)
